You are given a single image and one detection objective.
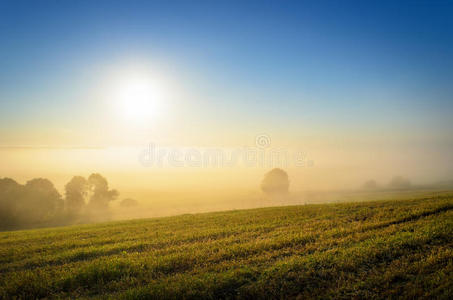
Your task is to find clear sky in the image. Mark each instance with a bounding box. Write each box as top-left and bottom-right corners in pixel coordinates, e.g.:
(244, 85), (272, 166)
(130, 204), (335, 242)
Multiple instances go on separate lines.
(1, 0), (453, 189)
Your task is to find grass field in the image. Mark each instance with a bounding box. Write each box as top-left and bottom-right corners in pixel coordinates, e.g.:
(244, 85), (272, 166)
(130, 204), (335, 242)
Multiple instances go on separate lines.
(1, 194), (452, 299)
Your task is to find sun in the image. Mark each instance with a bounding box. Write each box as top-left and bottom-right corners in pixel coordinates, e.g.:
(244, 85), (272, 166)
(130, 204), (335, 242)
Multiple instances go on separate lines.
(114, 73), (164, 123)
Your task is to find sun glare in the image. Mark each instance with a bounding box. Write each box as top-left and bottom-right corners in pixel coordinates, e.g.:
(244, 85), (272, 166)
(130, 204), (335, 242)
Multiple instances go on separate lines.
(114, 74), (164, 123)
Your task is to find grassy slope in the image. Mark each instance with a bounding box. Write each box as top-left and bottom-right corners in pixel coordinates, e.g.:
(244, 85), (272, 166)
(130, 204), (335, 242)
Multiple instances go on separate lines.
(0, 195), (452, 299)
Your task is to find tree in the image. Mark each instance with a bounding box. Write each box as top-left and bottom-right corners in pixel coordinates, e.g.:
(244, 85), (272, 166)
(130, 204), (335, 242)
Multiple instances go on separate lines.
(0, 178), (23, 229)
(261, 168), (290, 196)
(87, 173), (118, 210)
(120, 198), (139, 208)
(388, 176), (412, 190)
(362, 179), (378, 190)
(20, 178), (64, 224)
(65, 176), (88, 213)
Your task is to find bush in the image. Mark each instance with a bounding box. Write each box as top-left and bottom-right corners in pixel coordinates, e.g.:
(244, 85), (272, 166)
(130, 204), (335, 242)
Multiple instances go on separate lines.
(261, 168), (290, 196)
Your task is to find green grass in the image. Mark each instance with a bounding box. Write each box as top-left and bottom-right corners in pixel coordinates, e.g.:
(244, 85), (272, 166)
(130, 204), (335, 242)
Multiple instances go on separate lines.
(1, 194), (452, 299)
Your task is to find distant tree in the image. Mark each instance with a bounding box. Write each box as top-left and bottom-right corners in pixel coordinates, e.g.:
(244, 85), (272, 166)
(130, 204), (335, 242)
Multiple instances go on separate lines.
(87, 173), (118, 210)
(261, 168), (290, 196)
(20, 178), (64, 225)
(0, 178), (23, 229)
(65, 176), (88, 213)
(362, 179), (378, 190)
(120, 198), (139, 208)
(388, 176), (412, 190)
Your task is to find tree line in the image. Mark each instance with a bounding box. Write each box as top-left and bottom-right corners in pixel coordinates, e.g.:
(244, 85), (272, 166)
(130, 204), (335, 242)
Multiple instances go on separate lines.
(0, 173), (118, 230)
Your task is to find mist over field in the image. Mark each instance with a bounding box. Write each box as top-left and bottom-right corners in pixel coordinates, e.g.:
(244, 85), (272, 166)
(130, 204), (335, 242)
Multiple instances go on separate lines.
(2, 145), (453, 229)
(1, 135), (453, 226)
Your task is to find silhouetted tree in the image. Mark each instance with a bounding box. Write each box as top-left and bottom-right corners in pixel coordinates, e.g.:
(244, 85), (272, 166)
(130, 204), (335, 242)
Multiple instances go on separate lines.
(261, 168), (290, 196)
(0, 178), (23, 229)
(65, 176), (88, 214)
(362, 179), (378, 190)
(388, 176), (412, 190)
(87, 173), (118, 210)
(120, 198), (139, 208)
(19, 178), (64, 225)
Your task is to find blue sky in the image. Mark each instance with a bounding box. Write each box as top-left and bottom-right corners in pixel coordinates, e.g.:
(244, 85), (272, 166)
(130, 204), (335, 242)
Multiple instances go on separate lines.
(0, 0), (452, 148)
